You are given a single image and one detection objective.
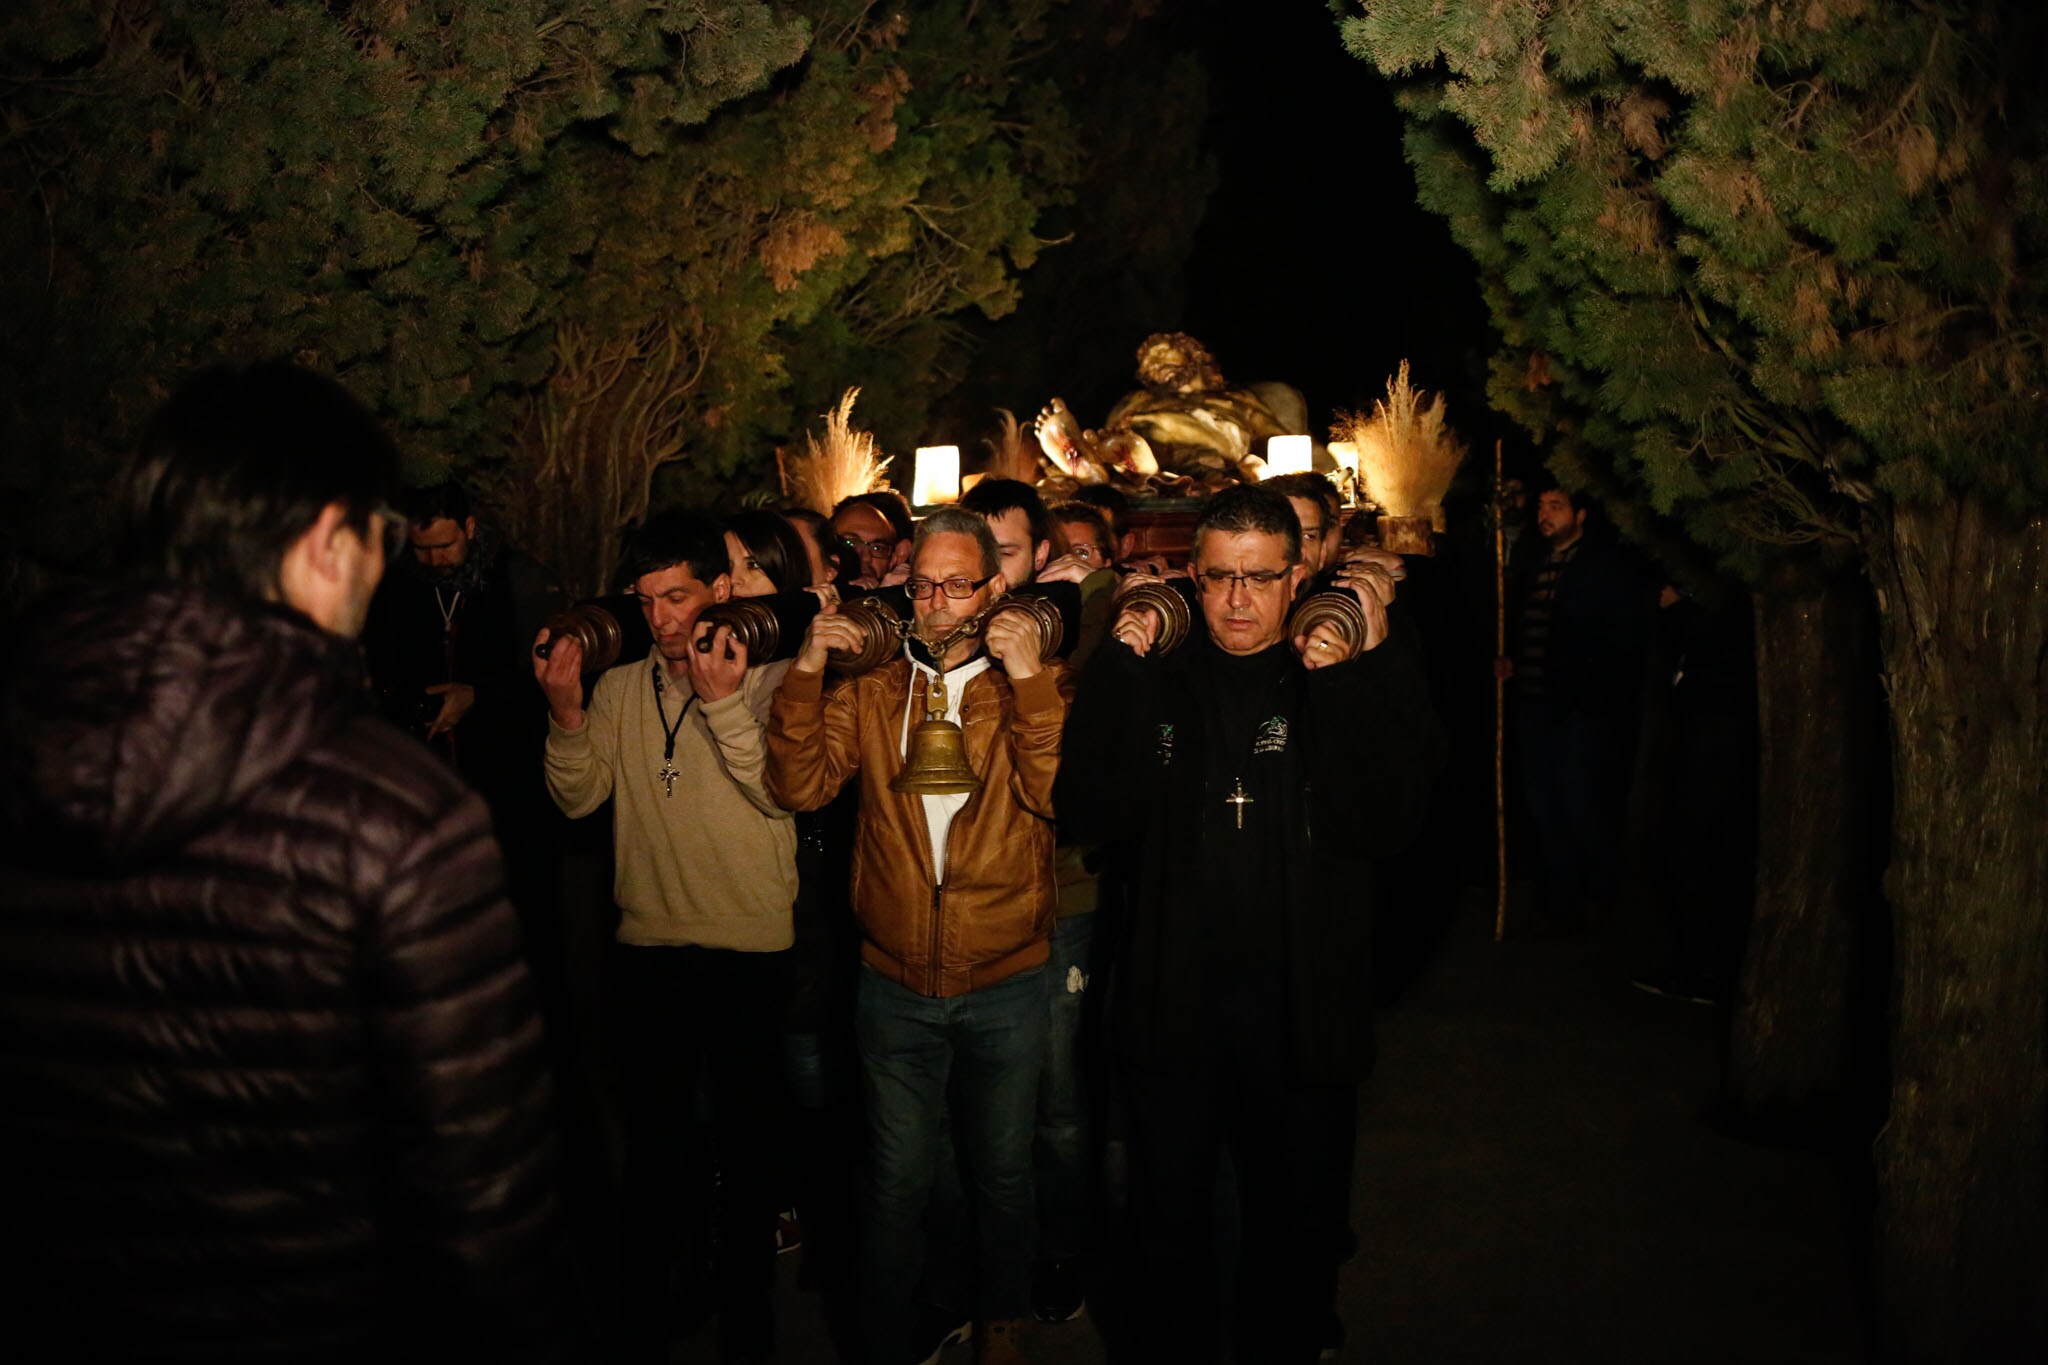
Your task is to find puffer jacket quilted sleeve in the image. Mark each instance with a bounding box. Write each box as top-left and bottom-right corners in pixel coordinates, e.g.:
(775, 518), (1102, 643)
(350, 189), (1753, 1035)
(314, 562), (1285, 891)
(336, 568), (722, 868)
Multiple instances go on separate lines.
(353, 719), (570, 1356)
(0, 586), (573, 1363)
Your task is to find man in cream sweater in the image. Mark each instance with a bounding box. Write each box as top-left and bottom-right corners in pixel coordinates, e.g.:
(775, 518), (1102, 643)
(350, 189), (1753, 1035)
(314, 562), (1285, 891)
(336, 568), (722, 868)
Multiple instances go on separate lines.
(534, 509), (794, 1364)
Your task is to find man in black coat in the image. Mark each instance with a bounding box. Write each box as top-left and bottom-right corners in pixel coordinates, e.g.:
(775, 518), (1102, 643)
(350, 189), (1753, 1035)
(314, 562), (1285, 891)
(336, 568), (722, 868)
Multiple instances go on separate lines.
(1056, 486), (1445, 1364)
(1499, 483), (1655, 931)
(360, 481), (574, 1043)
(361, 480), (566, 790)
(0, 363), (572, 1363)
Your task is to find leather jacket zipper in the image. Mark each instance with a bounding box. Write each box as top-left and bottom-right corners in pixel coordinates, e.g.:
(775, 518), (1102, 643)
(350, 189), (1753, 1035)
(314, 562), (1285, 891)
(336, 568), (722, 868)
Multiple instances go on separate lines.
(929, 882), (943, 996)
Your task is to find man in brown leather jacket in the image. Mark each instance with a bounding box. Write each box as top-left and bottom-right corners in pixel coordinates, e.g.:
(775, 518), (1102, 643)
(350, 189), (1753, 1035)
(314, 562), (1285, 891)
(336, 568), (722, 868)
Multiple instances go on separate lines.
(767, 506), (1065, 1365)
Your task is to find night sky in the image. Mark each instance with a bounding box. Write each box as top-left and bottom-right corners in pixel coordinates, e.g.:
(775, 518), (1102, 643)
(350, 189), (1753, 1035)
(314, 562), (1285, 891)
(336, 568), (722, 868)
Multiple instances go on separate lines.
(1174, 1), (1497, 446)
(945, 0), (1513, 480)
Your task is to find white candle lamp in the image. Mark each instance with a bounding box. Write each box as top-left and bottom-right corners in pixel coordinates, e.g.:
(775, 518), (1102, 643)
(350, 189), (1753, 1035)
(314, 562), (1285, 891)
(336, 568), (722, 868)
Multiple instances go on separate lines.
(911, 445), (961, 506)
(1264, 434), (1312, 478)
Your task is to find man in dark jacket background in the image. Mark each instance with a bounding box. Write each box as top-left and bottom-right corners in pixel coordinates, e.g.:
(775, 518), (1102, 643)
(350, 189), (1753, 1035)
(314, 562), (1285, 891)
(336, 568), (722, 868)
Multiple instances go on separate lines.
(1500, 482), (1656, 933)
(0, 362), (571, 1362)
(1057, 485), (1445, 1364)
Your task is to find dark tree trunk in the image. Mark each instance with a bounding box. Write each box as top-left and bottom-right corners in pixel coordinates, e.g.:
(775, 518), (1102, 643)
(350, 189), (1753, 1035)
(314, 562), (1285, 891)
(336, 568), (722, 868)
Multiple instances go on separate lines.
(1869, 498), (2048, 1362)
(1726, 565), (1887, 1122)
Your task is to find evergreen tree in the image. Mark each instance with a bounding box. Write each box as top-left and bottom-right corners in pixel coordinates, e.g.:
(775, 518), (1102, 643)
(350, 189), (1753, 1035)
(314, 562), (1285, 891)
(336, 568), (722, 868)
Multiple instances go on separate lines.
(0, 1), (1108, 590)
(1341, 1), (2046, 1356)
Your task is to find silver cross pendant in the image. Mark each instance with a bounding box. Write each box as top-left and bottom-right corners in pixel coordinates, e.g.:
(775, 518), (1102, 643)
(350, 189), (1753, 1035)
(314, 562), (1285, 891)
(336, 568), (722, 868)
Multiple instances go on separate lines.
(658, 760), (680, 797)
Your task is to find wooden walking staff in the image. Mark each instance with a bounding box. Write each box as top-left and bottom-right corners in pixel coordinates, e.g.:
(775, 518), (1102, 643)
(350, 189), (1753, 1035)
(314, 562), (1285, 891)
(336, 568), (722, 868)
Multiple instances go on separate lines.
(1492, 439), (1508, 942)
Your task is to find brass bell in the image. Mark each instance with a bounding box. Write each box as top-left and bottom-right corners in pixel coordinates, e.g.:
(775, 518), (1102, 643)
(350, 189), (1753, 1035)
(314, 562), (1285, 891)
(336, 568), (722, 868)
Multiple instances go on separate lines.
(890, 673), (981, 795)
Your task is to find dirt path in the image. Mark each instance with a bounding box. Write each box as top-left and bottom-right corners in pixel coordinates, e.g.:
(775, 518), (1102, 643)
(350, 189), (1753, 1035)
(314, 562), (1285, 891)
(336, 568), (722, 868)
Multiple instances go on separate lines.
(1347, 901), (1864, 1363)
(680, 895), (1866, 1362)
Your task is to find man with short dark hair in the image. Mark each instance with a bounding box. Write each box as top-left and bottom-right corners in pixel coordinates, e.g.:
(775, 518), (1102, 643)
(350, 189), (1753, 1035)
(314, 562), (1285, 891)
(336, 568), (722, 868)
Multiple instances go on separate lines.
(1264, 471), (1344, 575)
(832, 491), (915, 586)
(1058, 484), (1444, 1363)
(361, 480), (570, 1016)
(536, 509), (796, 1362)
(1500, 483), (1654, 933)
(767, 506), (1066, 1365)
(1070, 484), (1132, 562)
(960, 477), (1053, 587)
(1048, 500), (1116, 572)
(364, 482), (564, 753)
(0, 362), (569, 1361)
(1074, 481), (1173, 575)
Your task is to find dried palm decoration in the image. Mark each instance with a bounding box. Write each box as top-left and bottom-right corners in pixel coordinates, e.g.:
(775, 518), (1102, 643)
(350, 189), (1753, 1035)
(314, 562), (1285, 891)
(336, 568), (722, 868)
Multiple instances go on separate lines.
(982, 407), (1040, 485)
(1333, 360), (1466, 554)
(779, 387), (891, 515)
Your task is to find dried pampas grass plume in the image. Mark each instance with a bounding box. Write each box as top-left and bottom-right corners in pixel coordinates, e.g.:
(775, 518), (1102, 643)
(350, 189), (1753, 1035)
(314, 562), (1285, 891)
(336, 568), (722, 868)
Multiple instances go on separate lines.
(1333, 360), (1466, 520)
(983, 408), (1039, 485)
(779, 387), (891, 515)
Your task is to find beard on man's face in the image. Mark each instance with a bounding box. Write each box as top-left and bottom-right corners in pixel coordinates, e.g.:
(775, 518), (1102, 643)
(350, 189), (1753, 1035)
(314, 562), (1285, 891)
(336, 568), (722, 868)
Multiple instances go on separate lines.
(916, 605), (967, 642)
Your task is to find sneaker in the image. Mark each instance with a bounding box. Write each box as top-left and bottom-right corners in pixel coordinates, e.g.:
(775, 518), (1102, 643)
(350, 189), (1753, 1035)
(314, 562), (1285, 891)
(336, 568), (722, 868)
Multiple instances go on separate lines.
(775, 1206), (802, 1254)
(910, 1311), (973, 1365)
(1031, 1258), (1086, 1323)
(976, 1317), (1029, 1365)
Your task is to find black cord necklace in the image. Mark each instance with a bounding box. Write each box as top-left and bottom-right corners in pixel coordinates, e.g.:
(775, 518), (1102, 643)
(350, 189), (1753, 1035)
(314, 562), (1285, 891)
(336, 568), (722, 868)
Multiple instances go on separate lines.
(652, 662), (697, 798)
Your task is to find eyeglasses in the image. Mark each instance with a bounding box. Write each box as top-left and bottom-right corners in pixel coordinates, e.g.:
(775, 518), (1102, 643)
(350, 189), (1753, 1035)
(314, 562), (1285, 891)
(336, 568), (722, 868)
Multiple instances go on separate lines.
(1194, 567), (1292, 595)
(906, 572), (997, 600)
(839, 534), (896, 558)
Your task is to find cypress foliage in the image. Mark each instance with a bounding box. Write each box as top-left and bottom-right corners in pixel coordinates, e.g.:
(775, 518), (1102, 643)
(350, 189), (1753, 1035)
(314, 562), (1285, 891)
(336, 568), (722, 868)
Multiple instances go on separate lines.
(1345, 0), (2048, 565)
(1342, 2), (2048, 1357)
(0, 1), (1107, 580)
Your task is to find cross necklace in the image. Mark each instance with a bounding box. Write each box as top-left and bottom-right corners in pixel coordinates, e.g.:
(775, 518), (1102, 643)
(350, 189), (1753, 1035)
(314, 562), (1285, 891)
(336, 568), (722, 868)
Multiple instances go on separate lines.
(1224, 777), (1254, 830)
(1219, 668), (1286, 832)
(652, 662), (696, 797)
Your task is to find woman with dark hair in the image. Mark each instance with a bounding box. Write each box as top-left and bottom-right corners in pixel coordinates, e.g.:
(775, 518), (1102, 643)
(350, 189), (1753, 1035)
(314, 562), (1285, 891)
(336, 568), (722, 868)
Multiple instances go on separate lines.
(781, 507), (846, 587)
(723, 509), (810, 598)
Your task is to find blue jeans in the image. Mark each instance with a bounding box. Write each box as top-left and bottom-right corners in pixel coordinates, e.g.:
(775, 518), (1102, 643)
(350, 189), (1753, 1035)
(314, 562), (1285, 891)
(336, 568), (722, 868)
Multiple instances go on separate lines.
(1035, 912), (1100, 1263)
(858, 962), (1048, 1364)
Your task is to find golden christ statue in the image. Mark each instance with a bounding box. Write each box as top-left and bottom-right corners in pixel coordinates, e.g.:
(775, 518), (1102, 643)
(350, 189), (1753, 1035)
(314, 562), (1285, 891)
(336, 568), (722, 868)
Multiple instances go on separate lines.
(1033, 333), (1309, 495)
